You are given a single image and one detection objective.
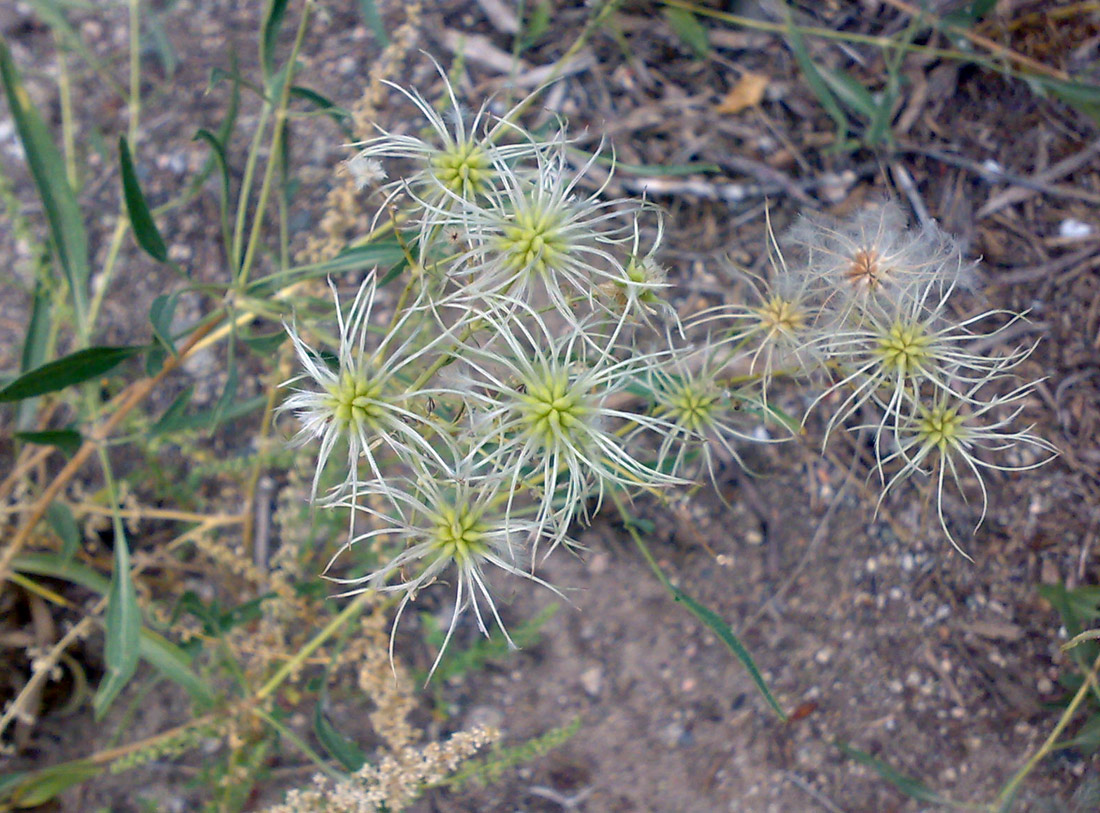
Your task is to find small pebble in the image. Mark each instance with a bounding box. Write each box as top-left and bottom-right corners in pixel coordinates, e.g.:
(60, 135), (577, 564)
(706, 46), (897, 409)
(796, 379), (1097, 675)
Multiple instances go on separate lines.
(1059, 218), (1092, 239)
(580, 666), (602, 697)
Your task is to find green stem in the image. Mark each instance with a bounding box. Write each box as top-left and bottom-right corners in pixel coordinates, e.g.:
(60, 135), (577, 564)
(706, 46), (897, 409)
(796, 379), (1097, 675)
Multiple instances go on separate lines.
(252, 707), (344, 780)
(255, 590), (374, 701)
(991, 651), (1100, 811)
(236, 0), (314, 287)
(127, 0), (141, 145)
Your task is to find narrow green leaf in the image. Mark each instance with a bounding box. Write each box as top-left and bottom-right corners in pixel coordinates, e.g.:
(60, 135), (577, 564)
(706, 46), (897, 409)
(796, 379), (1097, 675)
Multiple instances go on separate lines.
(13, 552), (109, 593)
(149, 292), (178, 355)
(138, 628), (215, 706)
(119, 136), (169, 262)
(149, 384), (195, 436)
(355, 0), (389, 46)
(1055, 713), (1100, 753)
(835, 741), (951, 804)
(522, 0), (552, 48)
(17, 278), (53, 430)
(94, 525), (141, 719)
(45, 501), (80, 561)
(785, 18), (850, 145)
(620, 510), (786, 720)
(0, 345), (143, 402)
(0, 39), (89, 325)
(290, 86), (355, 140)
(0, 771), (29, 798)
(261, 0), (290, 81)
(15, 429), (82, 456)
(302, 237), (409, 276)
(313, 702), (367, 771)
(149, 393), (266, 435)
(6, 760), (100, 808)
(192, 128), (234, 262)
(662, 7), (709, 59)
(672, 587), (786, 720)
(1033, 75), (1100, 124)
(186, 51), (239, 203)
(144, 9), (179, 78)
(241, 330), (287, 355)
(144, 344), (167, 377)
(20, 279), (51, 374)
(1039, 584), (1100, 633)
(817, 65), (880, 120)
(15, 553), (216, 701)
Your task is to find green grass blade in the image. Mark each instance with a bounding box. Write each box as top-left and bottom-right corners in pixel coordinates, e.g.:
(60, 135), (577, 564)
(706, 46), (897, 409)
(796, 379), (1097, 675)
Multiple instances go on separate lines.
(15, 429), (82, 456)
(192, 128), (235, 262)
(618, 503), (787, 720)
(783, 14), (850, 145)
(45, 500), (80, 561)
(669, 583), (787, 720)
(0, 345), (144, 402)
(663, 7), (709, 59)
(15, 278), (53, 430)
(149, 293), (178, 356)
(137, 628), (216, 706)
(290, 85), (355, 140)
(313, 701), (367, 771)
(0, 38), (90, 331)
(20, 279), (51, 374)
(835, 740), (953, 805)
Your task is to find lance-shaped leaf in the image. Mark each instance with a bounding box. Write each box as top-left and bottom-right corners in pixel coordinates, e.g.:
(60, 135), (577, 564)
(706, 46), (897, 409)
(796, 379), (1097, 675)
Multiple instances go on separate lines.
(0, 39), (90, 327)
(119, 136), (169, 262)
(0, 345), (144, 402)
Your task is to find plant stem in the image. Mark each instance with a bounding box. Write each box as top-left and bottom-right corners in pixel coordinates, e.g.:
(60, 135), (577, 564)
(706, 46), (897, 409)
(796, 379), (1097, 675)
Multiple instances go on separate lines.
(991, 650), (1100, 810)
(255, 590), (374, 701)
(237, 0), (314, 287)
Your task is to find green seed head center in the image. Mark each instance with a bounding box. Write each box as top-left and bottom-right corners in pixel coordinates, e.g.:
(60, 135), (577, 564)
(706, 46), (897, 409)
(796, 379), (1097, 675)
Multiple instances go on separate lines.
(432, 505), (488, 562)
(672, 388), (717, 432)
(756, 296), (805, 337)
(498, 209), (567, 275)
(877, 322), (932, 374)
(521, 375), (588, 443)
(619, 257), (664, 304)
(326, 371), (385, 428)
(432, 142), (490, 197)
(919, 405), (965, 452)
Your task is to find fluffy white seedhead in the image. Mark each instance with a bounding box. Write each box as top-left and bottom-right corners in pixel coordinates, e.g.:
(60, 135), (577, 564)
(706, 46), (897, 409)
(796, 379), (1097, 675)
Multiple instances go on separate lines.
(809, 277), (1036, 450)
(784, 200), (975, 324)
(327, 457), (562, 677)
(415, 139), (640, 327)
(643, 340), (787, 491)
(452, 301), (684, 556)
(875, 381), (1057, 557)
(694, 211), (826, 400)
(279, 273), (451, 524)
(347, 54), (546, 240)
